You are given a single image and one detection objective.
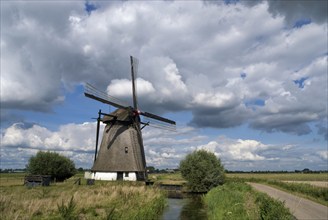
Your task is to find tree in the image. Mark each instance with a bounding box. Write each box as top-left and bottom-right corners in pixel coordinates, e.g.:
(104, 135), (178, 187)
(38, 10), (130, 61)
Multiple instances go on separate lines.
(27, 151), (77, 181)
(146, 166), (155, 173)
(179, 150), (225, 192)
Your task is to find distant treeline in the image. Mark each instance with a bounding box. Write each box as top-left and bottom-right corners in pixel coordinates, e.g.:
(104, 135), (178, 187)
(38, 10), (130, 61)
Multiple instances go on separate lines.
(2, 167), (327, 174)
(0, 169), (27, 173)
(225, 168), (328, 174)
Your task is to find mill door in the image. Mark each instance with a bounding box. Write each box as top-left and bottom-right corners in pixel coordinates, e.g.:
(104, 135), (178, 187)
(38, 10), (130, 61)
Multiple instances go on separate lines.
(117, 172), (123, 180)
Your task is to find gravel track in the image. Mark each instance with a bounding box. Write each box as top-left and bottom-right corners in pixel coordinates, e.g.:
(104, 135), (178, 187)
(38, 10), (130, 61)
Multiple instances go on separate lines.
(248, 182), (328, 220)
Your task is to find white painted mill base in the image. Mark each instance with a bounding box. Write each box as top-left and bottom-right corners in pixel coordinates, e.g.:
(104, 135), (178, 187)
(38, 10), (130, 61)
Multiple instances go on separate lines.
(84, 171), (137, 181)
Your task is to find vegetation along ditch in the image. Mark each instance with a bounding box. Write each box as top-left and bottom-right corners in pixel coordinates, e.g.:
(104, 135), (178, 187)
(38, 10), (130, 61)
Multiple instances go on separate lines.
(159, 179), (295, 220)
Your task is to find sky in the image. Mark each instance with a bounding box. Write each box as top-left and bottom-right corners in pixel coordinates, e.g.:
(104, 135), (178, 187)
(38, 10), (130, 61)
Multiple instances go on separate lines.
(1, 0), (327, 171)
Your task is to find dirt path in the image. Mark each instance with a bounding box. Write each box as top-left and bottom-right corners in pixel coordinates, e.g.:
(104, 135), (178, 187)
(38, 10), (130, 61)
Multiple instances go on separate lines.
(248, 182), (328, 220)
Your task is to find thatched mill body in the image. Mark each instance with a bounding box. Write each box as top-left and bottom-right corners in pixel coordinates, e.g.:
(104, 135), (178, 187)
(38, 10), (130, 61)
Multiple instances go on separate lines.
(84, 56), (176, 181)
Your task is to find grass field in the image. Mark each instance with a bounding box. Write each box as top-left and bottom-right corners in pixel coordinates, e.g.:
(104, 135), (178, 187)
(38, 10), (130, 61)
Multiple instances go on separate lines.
(0, 174), (166, 219)
(226, 173), (328, 181)
(149, 172), (328, 182)
(148, 172), (186, 185)
(0, 173), (26, 186)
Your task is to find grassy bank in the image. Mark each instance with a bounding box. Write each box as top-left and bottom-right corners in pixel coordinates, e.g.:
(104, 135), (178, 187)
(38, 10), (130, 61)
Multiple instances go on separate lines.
(204, 182), (294, 220)
(0, 179), (166, 219)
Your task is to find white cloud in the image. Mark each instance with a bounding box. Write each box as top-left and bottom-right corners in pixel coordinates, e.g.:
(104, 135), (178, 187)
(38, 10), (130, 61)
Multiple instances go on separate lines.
(1, 122), (100, 152)
(317, 151), (328, 161)
(197, 138), (269, 161)
(192, 91), (237, 109)
(1, 121), (327, 170)
(107, 78), (155, 100)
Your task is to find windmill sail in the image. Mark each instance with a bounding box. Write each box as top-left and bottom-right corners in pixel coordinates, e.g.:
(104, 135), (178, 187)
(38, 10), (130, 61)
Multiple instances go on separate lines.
(141, 111), (175, 125)
(84, 83), (128, 109)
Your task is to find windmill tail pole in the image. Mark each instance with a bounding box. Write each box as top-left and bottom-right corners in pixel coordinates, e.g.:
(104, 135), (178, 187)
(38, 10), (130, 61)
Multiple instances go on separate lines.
(94, 109), (101, 161)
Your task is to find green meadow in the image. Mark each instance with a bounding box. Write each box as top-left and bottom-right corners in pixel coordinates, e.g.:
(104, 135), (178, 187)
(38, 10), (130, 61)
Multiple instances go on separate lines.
(227, 172), (328, 181)
(1, 172), (327, 219)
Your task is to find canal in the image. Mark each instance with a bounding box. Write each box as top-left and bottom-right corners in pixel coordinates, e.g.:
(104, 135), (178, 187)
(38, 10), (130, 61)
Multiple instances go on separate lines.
(161, 194), (207, 220)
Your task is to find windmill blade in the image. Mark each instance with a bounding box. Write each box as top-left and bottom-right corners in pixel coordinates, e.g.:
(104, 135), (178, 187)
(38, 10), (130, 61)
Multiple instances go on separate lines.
(141, 117), (176, 131)
(140, 111), (176, 125)
(147, 123), (176, 132)
(84, 83), (129, 109)
(130, 56), (139, 110)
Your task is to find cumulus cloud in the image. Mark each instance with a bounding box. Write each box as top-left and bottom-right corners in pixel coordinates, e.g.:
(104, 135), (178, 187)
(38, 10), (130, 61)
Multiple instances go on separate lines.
(1, 121), (327, 170)
(265, 0), (327, 25)
(143, 129), (328, 171)
(317, 151), (328, 161)
(241, 0), (327, 25)
(107, 78), (155, 98)
(1, 1), (327, 147)
(197, 137), (270, 161)
(0, 121), (102, 168)
(1, 122), (100, 152)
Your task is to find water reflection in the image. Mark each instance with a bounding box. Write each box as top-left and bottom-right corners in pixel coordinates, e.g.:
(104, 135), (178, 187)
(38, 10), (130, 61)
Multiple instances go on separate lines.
(180, 195), (207, 220)
(161, 194), (207, 220)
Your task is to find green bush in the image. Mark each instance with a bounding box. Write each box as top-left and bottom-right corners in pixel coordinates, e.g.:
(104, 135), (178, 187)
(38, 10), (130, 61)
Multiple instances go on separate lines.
(27, 151), (76, 181)
(180, 150), (225, 192)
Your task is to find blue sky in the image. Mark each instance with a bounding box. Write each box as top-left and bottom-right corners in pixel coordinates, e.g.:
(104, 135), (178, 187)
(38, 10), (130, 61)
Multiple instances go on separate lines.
(1, 0), (327, 171)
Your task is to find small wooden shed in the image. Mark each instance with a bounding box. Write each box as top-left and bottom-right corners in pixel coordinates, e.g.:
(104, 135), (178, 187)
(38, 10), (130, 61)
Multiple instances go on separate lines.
(24, 175), (51, 187)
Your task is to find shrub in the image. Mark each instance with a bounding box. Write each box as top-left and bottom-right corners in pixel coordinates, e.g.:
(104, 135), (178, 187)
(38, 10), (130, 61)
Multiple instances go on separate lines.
(180, 150), (225, 192)
(27, 151), (76, 181)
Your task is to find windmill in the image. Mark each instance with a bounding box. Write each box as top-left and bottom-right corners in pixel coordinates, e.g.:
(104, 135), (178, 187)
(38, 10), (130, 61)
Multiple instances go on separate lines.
(84, 56), (176, 181)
